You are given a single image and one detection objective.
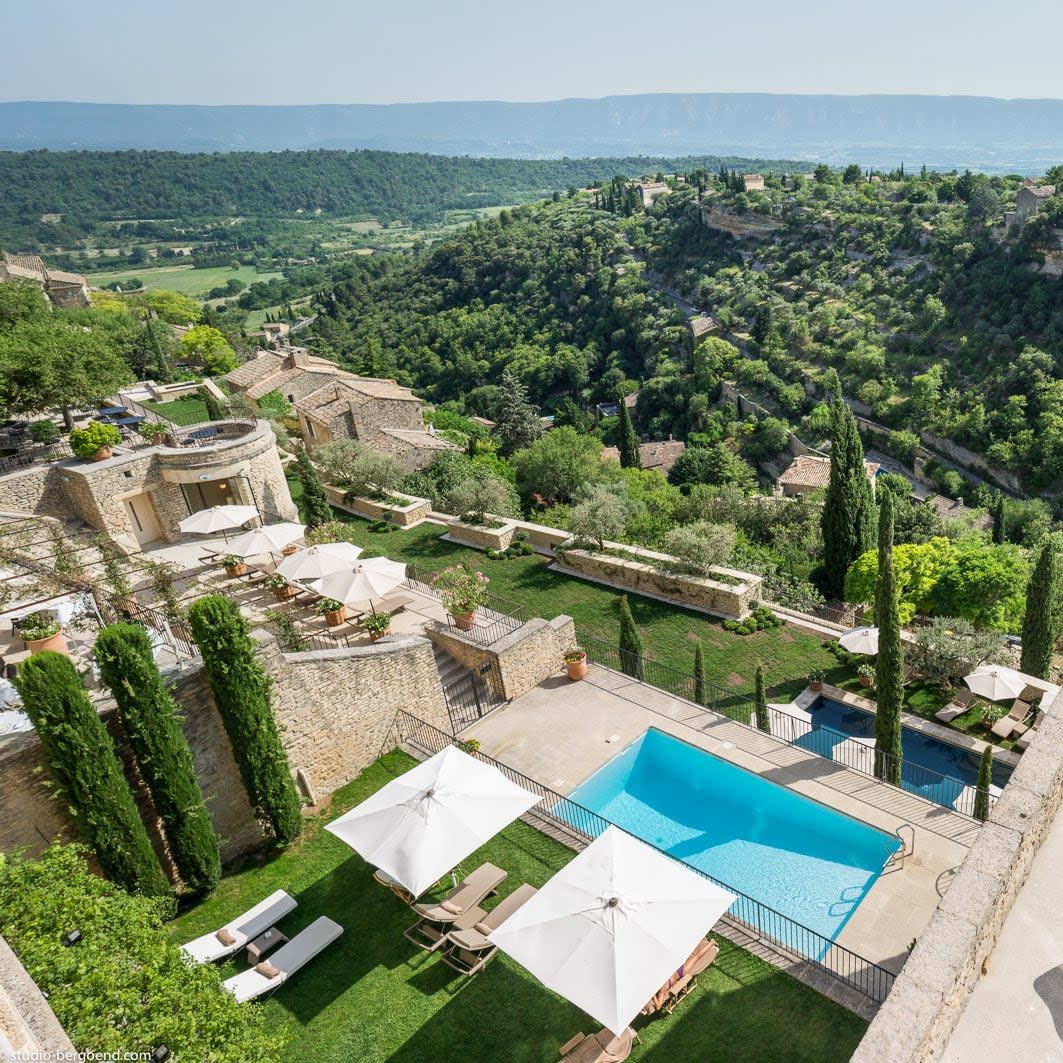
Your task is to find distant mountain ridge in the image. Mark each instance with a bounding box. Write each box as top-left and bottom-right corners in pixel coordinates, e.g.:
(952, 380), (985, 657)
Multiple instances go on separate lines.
(3, 94), (1063, 172)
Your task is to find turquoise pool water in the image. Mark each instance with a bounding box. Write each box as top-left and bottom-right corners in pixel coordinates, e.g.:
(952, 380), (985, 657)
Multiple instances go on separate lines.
(567, 729), (900, 943)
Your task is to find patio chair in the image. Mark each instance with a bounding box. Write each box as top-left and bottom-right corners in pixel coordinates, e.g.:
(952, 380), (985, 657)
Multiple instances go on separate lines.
(373, 867), (415, 905)
(559, 1027), (639, 1063)
(935, 689), (974, 724)
(441, 883), (538, 976)
(180, 889), (297, 964)
(222, 916), (344, 1003)
(990, 698), (1034, 739)
(1015, 710), (1045, 752)
(405, 900), (488, 953)
(403, 862), (507, 945)
(376, 593), (414, 615)
(640, 937), (719, 1016)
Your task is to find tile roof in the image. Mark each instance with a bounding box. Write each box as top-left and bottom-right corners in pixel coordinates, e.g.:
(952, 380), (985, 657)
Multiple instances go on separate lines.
(4, 253), (46, 276)
(688, 315), (719, 338)
(601, 439), (686, 476)
(380, 429), (460, 451)
(778, 454), (879, 489)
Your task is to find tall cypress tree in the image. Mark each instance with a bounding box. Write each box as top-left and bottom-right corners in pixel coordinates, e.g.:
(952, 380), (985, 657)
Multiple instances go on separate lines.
(188, 596), (303, 846)
(693, 640), (706, 705)
(990, 494), (1006, 545)
(1021, 541), (1058, 679)
(821, 399), (876, 599)
(874, 492), (904, 786)
(754, 665), (771, 733)
(973, 745), (993, 822)
(616, 393), (641, 469)
(95, 624), (221, 894)
(494, 369), (543, 457)
(15, 652), (173, 904)
(618, 595), (644, 680)
(295, 446), (331, 528)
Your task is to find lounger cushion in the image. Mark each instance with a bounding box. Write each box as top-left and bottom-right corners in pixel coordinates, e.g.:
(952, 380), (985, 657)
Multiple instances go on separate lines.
(473, 921), (493, 935)
(216, 928), (236, 946)
(441, 899), (462, 915)
(255, 962), (281, 978)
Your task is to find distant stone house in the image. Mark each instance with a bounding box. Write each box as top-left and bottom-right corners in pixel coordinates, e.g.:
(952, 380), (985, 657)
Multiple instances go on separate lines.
(636, 181), (671, 207)
(924, 493), (993, 532)
(1002, 179), (1057, 232)
(601, 439), (686, 478)
(0, 253), (91, 309)
(742, 174), (766, 192)
(224, 349), (459, 471)
(687, 314), (720, 346)
(776, 454), (879, 498)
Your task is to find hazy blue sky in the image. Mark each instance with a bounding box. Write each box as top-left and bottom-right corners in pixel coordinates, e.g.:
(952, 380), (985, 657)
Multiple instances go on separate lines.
(5, 0), (1063, 104)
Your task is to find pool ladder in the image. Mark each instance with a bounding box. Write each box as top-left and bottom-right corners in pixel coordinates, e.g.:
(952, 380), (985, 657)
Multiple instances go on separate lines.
(884, 824), (915, 872)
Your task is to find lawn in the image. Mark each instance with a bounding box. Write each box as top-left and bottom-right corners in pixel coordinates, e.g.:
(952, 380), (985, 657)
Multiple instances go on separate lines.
(85, 263), (282, 298)
(142, 394), (211, 425)
(169, 751), (867, 1063)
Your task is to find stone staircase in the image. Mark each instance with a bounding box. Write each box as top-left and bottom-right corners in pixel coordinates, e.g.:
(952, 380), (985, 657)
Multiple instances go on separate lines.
(431, 643), (505, 731)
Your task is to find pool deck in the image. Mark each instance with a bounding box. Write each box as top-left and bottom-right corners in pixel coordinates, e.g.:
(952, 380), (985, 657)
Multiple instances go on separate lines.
(466, 664), (977, 982)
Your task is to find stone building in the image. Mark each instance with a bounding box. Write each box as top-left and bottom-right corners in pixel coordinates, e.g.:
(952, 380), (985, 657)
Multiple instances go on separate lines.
(635, 181), (671, 207)
(0, 253), (91, 308)
(0, 419), (296, 551)
(601, 439), (687, 478)
(225, 348), (459, 471)
(1001, 178), (1058, 232)
(776, 453), (879, 498)
(742, 173), (766, 192)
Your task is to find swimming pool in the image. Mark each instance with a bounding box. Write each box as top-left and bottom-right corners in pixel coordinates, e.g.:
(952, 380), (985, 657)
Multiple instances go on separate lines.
(567, 728), (900, 944)
(789, 696), (1012, 814)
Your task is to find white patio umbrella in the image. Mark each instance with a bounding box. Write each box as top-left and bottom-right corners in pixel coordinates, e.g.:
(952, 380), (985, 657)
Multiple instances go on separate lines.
(178, 505), (259, 535)
(964, 664), (1027, 703)
(490, 826), (736, 1036)
(839, 626), (880, 655)
(325, 745), (540, 899)
(226, 522), (306, 559)
(276, 541), (364, 584)
(309, 556), (406, 607)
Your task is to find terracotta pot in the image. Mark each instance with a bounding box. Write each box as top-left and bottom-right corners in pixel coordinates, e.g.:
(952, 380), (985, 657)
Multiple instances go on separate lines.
(271, 584), (297, 600)
(859, 676), (873, 688)
(453, 611), (476, 631)
(809, 681), (824, 692)
(369, 626), (391, 643)
(225, 562), (248, 578)
(91, 446), (113, 462)
(565, 655), (588, 681)
(324, 606), (346, 626)
(25, 630), (68, 655)
(281, 544), (299, 556)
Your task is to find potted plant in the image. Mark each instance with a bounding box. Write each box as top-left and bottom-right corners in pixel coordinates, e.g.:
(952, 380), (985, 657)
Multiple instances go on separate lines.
(457, 738), (482, 757)
(431, 564), (490, 631)
(857, 663), (876, 688)
(17, 611), (67, 655)
(981, 703), (1007, 730)
(221, 554), (248, 578)
(316, 597), (346, 626)
(140, 421), (171, 445)
(564, 647), (588, 681)
(808, 669), (825, 692)
(265, 573), (297, 600)
(364, 610), (393, 642)
(69, 421), (122, 461)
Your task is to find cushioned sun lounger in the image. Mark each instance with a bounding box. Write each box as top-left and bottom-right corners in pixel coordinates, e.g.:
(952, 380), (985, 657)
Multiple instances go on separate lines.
(991, 698), (1032, 738)
(935, 689), (973, 723)
(641, 938), (719, 1016)
(409, 862), (507, 924)
(441, 883), (538, 975)
(222, 916), (344, 1003)
(405, 901), (488, 953)
(559, 1027), (639, 1063)
(180, 889), (297, 965)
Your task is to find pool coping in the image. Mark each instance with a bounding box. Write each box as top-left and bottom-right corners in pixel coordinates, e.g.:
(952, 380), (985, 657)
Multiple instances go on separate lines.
(796, 684), (1022, 770)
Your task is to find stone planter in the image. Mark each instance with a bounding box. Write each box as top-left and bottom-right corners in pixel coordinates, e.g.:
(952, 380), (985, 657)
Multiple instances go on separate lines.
(565, 653), (588, 681)
(224, 562), (248, 578)
(25, 631), (68, 655)
(446, 519), (517, 553)
(323, 486), (431, 527)
(451, 611), (476, 631)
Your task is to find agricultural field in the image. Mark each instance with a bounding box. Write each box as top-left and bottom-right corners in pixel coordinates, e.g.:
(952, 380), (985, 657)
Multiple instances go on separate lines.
(84, 264), (281, 297)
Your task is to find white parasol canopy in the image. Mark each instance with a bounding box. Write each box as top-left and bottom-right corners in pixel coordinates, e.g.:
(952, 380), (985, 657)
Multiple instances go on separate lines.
(178, 505), (259, 535)
(276, 542), (364, 584)
(964, 664), (1027, 703)
(226, 522), (306, 559)
(309, 556), (406, 605)
(325, 745), (540, 899)
(839, 626), (880, 655)
(490, 826), (736, 1036)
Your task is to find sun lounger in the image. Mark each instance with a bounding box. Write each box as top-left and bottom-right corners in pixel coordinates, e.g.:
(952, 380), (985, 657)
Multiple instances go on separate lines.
(180, 889), (298, 965)
(1015, 710), (1045, 752)
(403, 862), (507, 947)
(559, 1027), (639, 1063)
(373, 867), (415, 904)
(991, 698), (1033, 738)
(441, 883), (538, 975)
(641, 938), (719, 1016)
(376, 593), (413, 615)
(935, 689), (974, 724)
(405, 901), (488, 953)
(222, 916), (344, 1003)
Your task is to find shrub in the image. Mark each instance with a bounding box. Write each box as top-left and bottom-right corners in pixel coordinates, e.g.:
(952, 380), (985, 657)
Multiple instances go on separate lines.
(368, 518), (399, 533)
(294, 447), (331, 528)
(94, 624), (221, 895)
(0, 844), (280, 1060)
(568, 487), (634, 550)
(69, 421), (122, 458)
(447, 475), (517, 525)
(662, 521), (737, 575)
(187, 596), (302, 846)
(29, 418), (59, 442)
(256, 388), (292, 418)
(14, 652), (172, 904)
(618, 595), (644, 679)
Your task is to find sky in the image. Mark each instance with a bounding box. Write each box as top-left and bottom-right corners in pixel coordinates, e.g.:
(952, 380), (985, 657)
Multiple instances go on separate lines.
(5, 0), (1063, 105)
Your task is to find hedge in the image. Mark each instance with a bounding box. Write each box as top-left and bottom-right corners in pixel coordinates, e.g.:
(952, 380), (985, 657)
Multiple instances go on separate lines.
(14, 651), (172, 905)
(0, 844), (280, 1059)
(94, 624), (221, 894)
(187, 595), (302, 845)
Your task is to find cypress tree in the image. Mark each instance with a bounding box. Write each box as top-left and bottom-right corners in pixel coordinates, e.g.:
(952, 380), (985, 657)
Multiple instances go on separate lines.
(754, 665), (771, 734)
(494, 369), (544, 457)
(618, 595), (644, 680)
(1021, 541), (1058, 679)
(874, 492), (904, 786)
(188, 596), (303, 846)
(202, 388), (229, 422)
(821, 399), (876, 600)
(295, 446), (331, 529)
(693, 640), (706, 705)
(990, 494), (1006, 545)
(973, 745), (993, 822)
(95, 624), (221, 894)
(15, 652), (172, 904)
(616, 393), (641, 469)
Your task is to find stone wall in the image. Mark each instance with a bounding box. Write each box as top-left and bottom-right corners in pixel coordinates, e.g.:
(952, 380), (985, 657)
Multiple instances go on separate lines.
(445, 519), (517, 552)
(0, 464), (70, 522)
(701, 206), (783, 239)
(852, 684), (1063, 1062)
(0, 936), (76, 1058)
(554, 544), (760, 620)
(323, 485), (431, 527)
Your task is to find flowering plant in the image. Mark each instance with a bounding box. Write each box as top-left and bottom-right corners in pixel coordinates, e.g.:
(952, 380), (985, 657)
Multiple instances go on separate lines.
(431, 565), (490, 615)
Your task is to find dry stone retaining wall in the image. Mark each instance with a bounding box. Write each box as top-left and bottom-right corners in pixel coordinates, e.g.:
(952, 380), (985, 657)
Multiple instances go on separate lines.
(323, 485), (431, 526)
(445, 520), (517, 552)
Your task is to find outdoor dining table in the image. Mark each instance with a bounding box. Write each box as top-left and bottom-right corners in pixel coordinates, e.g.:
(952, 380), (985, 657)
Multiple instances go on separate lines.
(113, 415), (146, 426)
(97, 406), (128, 418)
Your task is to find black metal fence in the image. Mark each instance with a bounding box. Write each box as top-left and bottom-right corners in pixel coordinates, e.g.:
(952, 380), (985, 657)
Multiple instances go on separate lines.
(403, 563), (526, 647)
(390, 709), (897, 1005)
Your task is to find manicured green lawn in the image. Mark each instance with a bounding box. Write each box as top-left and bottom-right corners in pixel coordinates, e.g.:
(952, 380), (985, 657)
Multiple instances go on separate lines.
(142, 395), (210, 425)
(169, 751), (867, 1063)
